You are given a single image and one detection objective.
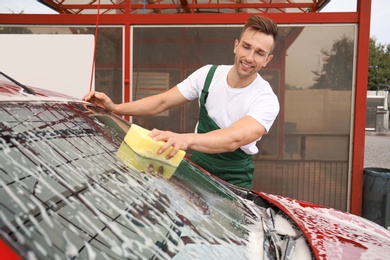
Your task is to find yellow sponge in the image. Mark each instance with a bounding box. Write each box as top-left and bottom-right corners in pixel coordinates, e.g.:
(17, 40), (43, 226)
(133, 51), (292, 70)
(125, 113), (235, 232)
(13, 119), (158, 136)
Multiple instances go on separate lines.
(116, 141), (177, 179)
(125, 124), (186, 167)
(117, 124), (186, 179)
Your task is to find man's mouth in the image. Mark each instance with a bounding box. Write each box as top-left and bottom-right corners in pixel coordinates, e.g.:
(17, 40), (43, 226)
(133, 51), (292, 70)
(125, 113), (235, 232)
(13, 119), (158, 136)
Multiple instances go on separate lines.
(241, 61), (253, 70)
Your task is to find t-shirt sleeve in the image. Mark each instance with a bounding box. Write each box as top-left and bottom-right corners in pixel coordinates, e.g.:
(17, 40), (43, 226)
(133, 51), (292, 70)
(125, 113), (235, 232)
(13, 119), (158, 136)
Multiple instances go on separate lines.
(247, 88), (280, 133)
(177, 64), (213, 101)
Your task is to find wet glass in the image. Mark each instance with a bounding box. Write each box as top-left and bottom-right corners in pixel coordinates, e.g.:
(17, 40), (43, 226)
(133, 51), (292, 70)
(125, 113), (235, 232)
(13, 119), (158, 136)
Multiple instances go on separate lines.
(0, 101), (310, 259)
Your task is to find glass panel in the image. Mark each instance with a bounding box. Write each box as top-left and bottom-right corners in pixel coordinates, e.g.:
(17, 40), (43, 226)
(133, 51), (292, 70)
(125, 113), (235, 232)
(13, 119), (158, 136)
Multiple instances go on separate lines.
(0, 26), (123, 104)
(132, 26), (242, 134)
(132, 24), (356, 211)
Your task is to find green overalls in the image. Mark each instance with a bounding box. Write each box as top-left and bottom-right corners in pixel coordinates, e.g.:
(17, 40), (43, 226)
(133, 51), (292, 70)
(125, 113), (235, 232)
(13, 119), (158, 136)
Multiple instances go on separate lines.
(190, 65), (254, 189)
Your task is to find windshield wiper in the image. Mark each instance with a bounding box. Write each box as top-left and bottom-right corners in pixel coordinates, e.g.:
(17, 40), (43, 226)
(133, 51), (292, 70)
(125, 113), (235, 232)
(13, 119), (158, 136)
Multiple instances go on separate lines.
(262, 208), (297, 260)
(0, 71), (36, 95)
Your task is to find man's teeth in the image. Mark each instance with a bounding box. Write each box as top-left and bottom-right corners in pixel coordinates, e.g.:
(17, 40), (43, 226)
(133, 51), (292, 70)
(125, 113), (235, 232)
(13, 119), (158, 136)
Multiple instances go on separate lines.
(242, 63), (252, 68)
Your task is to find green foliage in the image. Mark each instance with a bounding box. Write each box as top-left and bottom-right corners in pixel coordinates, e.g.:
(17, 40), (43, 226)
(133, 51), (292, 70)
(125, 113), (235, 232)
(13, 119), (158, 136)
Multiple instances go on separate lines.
(368, 38), (390, 91)
(311, 35), (354, 90)
(311, 36), (390, 91)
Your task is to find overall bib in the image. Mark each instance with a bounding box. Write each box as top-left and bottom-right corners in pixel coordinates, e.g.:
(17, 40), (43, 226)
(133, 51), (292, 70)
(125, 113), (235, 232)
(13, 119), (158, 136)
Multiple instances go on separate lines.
(190, 65), (254, 189)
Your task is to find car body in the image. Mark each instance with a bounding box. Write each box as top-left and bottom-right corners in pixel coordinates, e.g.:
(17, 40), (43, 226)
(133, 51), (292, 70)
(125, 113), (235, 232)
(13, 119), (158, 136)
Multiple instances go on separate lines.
(1, 72), (390, 259)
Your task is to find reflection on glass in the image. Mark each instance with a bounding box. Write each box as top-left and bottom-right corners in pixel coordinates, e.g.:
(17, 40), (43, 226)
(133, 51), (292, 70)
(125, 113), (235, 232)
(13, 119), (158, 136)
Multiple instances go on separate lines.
(132, 24), (355, 211)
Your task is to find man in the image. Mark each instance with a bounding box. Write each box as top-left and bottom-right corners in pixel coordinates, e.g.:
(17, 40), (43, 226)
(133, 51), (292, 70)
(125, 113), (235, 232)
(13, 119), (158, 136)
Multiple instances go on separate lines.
(83, 15), (279, 189)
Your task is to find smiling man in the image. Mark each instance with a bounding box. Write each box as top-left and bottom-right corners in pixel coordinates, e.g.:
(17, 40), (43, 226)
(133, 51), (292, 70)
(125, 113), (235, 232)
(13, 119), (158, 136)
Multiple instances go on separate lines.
(83, 15), (280, 189)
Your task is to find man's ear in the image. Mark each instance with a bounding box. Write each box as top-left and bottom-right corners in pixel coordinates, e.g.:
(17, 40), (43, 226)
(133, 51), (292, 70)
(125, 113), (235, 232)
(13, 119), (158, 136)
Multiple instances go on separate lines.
(263, 54), (273, 67)
(233, 39), (239, 54)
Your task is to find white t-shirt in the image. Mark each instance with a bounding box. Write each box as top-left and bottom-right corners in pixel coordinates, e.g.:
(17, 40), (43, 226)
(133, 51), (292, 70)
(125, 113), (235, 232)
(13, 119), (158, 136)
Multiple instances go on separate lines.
(177, 64), (280, 155)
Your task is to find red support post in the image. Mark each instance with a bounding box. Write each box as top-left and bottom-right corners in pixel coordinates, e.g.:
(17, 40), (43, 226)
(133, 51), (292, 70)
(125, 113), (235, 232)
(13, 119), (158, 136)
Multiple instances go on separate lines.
(350, 0), (372, 215)
(123, 0), (131, 122)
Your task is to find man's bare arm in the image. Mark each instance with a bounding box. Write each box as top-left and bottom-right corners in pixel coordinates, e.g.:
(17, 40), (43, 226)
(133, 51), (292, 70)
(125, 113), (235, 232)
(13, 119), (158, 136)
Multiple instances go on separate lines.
(149, 116), (266, 158)
(83, 86), (188, 116)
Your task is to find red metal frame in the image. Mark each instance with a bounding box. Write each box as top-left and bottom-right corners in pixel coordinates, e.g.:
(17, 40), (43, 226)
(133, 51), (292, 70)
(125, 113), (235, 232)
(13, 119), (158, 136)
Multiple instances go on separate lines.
(37, 0), (330, 14)
(0, 0), (370, 215)
(351, 0), (371, 216)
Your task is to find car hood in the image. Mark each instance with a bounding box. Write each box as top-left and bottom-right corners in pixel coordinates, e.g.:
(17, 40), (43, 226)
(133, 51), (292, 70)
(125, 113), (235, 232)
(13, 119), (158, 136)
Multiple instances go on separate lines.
(0, 80), (82, 102)
(256, 192), (390, 259)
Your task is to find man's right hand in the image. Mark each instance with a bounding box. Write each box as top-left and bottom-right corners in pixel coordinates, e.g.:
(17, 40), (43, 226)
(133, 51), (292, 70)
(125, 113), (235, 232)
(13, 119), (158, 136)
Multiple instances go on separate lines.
(82, 91), (116, 113)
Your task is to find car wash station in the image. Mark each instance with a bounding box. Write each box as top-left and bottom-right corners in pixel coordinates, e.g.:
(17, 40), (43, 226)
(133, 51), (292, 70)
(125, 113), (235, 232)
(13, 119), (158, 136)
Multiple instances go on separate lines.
(0, 0), (374, 217)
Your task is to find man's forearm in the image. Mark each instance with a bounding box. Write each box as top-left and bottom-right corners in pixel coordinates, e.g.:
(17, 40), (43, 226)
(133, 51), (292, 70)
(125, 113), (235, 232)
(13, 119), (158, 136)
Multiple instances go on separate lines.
(186, 129), (248, 154)
(113, 97), (163, 116)
(113, 86), (188, 116)
(188, 117), (265, 154)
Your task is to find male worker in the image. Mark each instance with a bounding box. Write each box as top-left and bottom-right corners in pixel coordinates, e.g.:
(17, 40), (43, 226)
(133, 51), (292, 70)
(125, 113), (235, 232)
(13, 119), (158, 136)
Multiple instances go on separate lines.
(83, 15), (280, 189)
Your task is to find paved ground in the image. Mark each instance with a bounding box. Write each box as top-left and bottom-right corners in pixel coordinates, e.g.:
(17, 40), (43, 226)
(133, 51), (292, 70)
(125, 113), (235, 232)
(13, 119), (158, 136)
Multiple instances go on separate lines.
(364, 132), (390, 169)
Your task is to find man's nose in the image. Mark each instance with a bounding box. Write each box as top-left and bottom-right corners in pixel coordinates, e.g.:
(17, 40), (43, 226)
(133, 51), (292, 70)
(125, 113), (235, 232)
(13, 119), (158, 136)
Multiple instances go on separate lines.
(245, 50), (255, 62)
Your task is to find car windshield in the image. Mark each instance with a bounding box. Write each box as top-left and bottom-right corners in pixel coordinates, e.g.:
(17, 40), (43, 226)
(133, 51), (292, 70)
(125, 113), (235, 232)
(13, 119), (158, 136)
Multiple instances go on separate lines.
(0, 101), (309, 259)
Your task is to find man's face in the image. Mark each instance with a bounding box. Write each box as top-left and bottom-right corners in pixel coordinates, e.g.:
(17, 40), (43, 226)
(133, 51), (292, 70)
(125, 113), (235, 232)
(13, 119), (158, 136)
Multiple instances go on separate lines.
(233, 28), (274, 79)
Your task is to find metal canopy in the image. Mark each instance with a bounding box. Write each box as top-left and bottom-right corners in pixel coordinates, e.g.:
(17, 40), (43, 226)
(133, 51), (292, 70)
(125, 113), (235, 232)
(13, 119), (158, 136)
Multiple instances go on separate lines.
(38, 0), (330, 15)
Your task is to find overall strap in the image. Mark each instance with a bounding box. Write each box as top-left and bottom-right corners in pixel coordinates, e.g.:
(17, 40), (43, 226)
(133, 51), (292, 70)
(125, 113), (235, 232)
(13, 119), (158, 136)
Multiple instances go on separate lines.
(200, 65), (218, 107)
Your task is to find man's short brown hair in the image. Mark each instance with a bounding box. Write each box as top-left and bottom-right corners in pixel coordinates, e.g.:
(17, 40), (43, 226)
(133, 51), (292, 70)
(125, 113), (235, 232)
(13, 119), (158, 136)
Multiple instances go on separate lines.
(240, 15), (278, 45)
